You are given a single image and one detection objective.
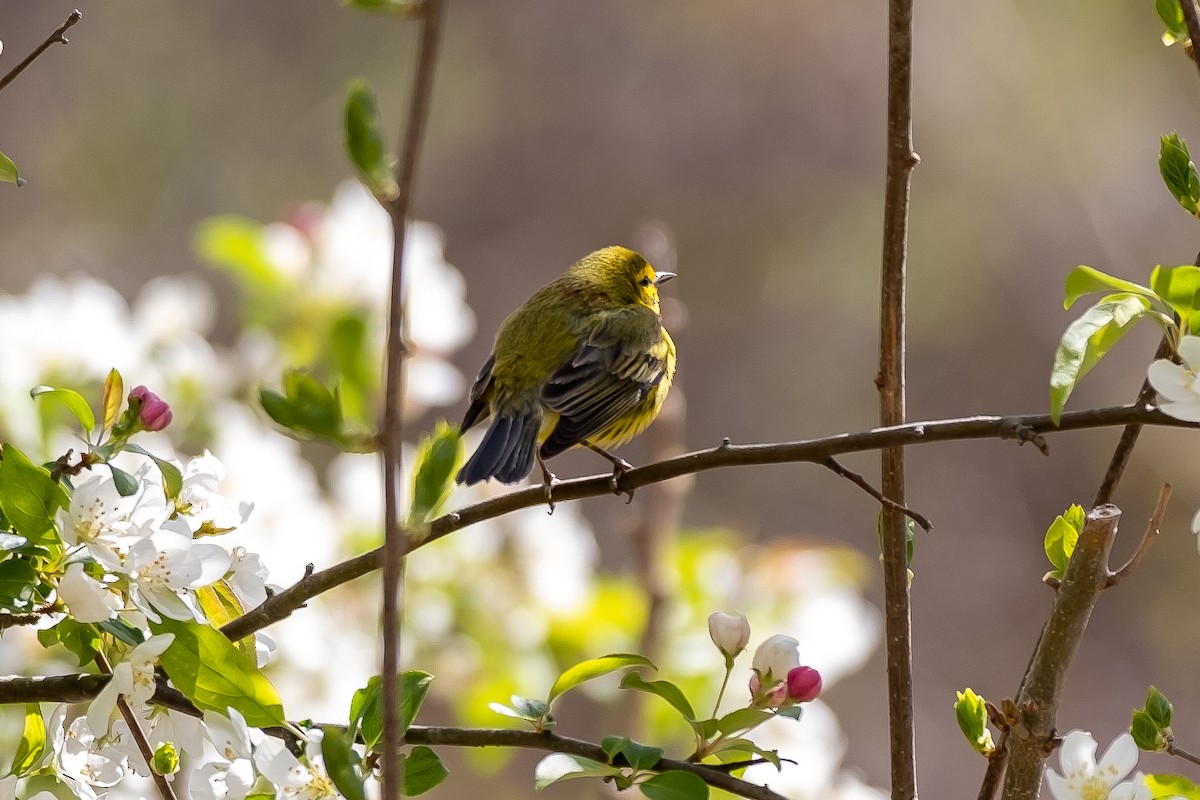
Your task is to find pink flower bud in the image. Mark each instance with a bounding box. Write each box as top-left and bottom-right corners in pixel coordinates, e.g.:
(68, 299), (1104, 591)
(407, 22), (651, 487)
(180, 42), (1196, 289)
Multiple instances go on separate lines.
(786, 666), (822, 703)
(129, 386), (173, 432)
(748, 672), (788, 708)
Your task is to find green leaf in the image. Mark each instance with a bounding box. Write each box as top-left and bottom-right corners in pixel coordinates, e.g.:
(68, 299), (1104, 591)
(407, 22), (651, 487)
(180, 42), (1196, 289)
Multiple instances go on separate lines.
(1063, 266), (1154, 311)
(1044, 504), (1085, 574)
(99, 616), (145, 646)
(600, 736), (663, 771)
(107, 464), (140, 497)
(194, 216), (286, 298)
(343, 0), (421, 12)
(1146, 685), (1174, 728)
(617, 672), (696, 723)
(0, 444), (67, 541)
(774, 705), (804, 721)
(350, 672), (434, 752)
(402, 746), (449, 795)
(38, 619), (101, 666)
(344, 79), (399, 200)
(1049, 295), (1152, 423)
(1161, 133), (1200, 217)
(150, 741), (180, 776)
(640, 770), (710, 800)
(876, 509), (916, 565)
(1146, 773), (1200, 799)
(0, 558), (38, 612)
(1131, 710), (1164, 751)
(1158, 0), (1188, 45)
(0, 151), (25, 187)
(8, 704), (46, 777)
(1150, 264), (1200, 326)
(954, 688), (994, 756)
(101, 369), (124, 432)
(321, 726), (367, 800)
(714, 707), (773, 736)
(150, 617), (286, 728)
(259, 370), (349, 443)
(705, 737), (781, 769)
(408, 422), (463, 527)
(30, 387), (95, 432)
(194, 581), (255, 660)
(549, 654), (656, 705)
(124, 444), (183, 500)
(533, 754), (623, 790)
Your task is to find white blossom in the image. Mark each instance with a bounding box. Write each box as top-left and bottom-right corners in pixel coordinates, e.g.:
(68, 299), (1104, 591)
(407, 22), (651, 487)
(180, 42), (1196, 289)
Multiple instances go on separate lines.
(1045, 730), (1147, 800)
(58, 563), (121, 623)
(1148, 335), (1200, 421)
(87, 634), (175, 737)
(751, 634), (801, 685)
(121, 522), (231, 622)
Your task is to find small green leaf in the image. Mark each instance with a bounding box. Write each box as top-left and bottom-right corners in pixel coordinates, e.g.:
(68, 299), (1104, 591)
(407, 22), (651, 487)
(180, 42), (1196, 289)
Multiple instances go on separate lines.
(1146, 685), (1174, 728)
(124, 444), (183, 501)
(403, 746), (449, 795)
(0, 558), (38, 612)
(1044, 504), (1085, 573)
(1146, 773), (1200, 799)
(150, 742), (180, 776)
(954, 688), (994, 756)
(1158, 0), (1188, 45)
(99, 616), (145, 646)
(107, 464), (140, 497)
(876, 510), (916, 565)
(714, 707), (773, 736)
(344, 79), (399, 200)
(150, 617), (286, 728)
(194, 216), (288, 302)
(38, 619), (101, 666)
(0, 151), (25, 187)
(343, 0), (420, 12)
(640, 770), (710, 800)
(8, 704), (46, 776)
(774, 705), (804, 721)
(259, 370), (348, 443)
(1161, 133), (1200, 217)
(0, 444), (67, 541)
(1063, 266), (1155, 311)
(1050, 296), (1152, 423)
(533, 754), (622, 790)
(30, 387), (95, 432)
(350, 672), (434, 752)
(408, 422), (463, 527)
(321, 726), (367, 800)
(618, 672), (696, 724)
(1131, 710), (1163, 751)
(705, 737), (781, 769)
(101, 369), (124, 432)
(549, 654), (656, 705)
(1150, 264), (1200, 327)
(600, 736), (663, 771)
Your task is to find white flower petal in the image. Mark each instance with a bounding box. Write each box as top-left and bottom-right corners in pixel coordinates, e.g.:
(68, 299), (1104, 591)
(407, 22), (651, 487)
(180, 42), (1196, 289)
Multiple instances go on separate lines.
(87, 663), (131, 737)
(1044, 769), (1075, 800)
(1147, 360), (1195, 403)
(1156, 399), (1200, 421)
(1178, 335), (1200, 370)
(1057, 729), (1098, 777)
(1096, 732), (1137, 783)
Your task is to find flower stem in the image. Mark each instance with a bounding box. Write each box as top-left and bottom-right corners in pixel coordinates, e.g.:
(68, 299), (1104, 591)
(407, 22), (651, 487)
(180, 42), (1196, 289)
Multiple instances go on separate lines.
(712, 664), (733, 719)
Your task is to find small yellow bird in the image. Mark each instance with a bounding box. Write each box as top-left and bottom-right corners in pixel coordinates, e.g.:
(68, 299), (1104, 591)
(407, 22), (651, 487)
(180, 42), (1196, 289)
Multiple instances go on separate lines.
(456, 246), (676, 493)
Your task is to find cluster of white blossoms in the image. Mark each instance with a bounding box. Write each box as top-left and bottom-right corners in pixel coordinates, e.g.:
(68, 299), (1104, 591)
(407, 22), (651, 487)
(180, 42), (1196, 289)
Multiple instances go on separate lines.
(1148, 336), (1200, 543)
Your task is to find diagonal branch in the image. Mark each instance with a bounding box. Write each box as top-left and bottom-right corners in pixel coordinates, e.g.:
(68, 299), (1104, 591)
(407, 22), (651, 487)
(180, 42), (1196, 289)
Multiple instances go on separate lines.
(217, 402), (1187, 643)
(820, 456), (931, 532)
(0, 10), (82, 93)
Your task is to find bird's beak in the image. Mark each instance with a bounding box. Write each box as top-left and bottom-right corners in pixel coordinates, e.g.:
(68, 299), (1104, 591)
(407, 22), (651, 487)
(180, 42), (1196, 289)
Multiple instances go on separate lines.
(654, 272), (677, 286)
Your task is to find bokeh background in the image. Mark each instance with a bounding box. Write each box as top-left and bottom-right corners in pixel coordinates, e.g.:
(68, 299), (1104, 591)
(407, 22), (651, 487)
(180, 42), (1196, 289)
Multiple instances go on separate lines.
(3, 2), (1200, 797)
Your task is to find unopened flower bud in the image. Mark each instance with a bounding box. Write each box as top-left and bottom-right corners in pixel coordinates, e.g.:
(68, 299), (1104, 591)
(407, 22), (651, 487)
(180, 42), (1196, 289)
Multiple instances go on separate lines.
(129, 386), (173, 432)
(708, 611), (751, 660)
(786, 666), (822, 703)
(751, 634), (800, 685)
(749, 672), (789, 708)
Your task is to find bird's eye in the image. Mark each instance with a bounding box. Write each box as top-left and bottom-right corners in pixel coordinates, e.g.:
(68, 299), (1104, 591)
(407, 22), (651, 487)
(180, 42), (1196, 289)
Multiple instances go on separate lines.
(640, 276), (652, 287)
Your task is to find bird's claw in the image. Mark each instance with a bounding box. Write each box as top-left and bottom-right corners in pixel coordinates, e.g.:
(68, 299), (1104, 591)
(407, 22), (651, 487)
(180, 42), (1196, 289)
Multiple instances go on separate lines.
(541, 469), (560, 514)
(609, 464), (635, 504)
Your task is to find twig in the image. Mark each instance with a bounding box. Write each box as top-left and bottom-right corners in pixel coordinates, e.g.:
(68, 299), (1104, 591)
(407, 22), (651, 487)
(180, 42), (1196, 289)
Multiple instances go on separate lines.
(0, 10), (82, 93)
(877, 0), (920, 792)
(1001, 506), (1121, 800)
(220, 402), (1188, 642)
(94, 652), (180, 800)
(1167, 740), (1200, 767)
(1181, 0), (1200, 75)
(1106, 483), (1171, 587)
(819, 456), (932, 532)
(403, 726), (789, 800)
(377, 2), (445, 798)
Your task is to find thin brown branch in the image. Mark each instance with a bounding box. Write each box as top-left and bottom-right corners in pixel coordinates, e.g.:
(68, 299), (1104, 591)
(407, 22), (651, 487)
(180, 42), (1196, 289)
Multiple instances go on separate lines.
(1167, 740), (1200, 767)
(1181, 0), (1200, 75)
(220, 402), (1188, 642)
(1001, 506), (1121, 800)
(94, 652), (179, 800)
(877, 0), (919, 793)
(378, 2), (445, 798)
(0, 10), (82, 93)
(1106, 483), (1171, 587)
(403, 726), (789, 800)
(819, 456), (931, 532)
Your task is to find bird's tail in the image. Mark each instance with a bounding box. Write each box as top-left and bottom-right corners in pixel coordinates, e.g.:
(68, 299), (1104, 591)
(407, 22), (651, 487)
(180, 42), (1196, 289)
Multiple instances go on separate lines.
(456, 411), (540, 485)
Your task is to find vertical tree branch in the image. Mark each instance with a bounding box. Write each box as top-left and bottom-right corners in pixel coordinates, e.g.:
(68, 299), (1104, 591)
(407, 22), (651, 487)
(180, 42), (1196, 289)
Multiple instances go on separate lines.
(877, 0), (920, 797)
(1180, 0), (1200, 75)
(379, 2), (445, 798)
(1000, 506), (1121, 800)
(94, 652), (180, 800)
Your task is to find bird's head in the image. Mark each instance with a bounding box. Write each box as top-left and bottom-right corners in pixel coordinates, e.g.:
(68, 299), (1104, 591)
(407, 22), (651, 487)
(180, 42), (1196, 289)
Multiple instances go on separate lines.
(581, 246), (676, 312)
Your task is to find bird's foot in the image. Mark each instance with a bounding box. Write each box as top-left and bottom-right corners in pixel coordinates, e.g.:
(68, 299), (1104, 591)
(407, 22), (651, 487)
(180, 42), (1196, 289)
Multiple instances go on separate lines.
(609, 462), (635, 504)
(539, 461), (560, 514)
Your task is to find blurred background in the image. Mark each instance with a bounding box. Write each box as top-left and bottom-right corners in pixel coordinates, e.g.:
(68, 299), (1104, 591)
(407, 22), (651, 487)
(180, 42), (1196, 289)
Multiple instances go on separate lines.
(2, 1), (1200, 797)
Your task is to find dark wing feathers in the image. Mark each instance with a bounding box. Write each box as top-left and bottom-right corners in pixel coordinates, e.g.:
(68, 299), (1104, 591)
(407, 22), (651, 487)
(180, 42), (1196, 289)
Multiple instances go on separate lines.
(538, 318), (667, 459)
(456, 411), (540, 485)
(459, 353), (496, 432)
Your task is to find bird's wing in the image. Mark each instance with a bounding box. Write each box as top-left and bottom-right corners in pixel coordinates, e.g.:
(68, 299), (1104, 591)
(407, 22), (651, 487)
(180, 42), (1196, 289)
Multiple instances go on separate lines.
(539, 307), (667, 458)
(459, 353), (495, 431)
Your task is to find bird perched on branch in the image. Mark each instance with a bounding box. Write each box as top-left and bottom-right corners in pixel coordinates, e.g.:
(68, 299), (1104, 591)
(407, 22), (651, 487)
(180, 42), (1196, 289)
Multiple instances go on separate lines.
(456, 246), (677, 500)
